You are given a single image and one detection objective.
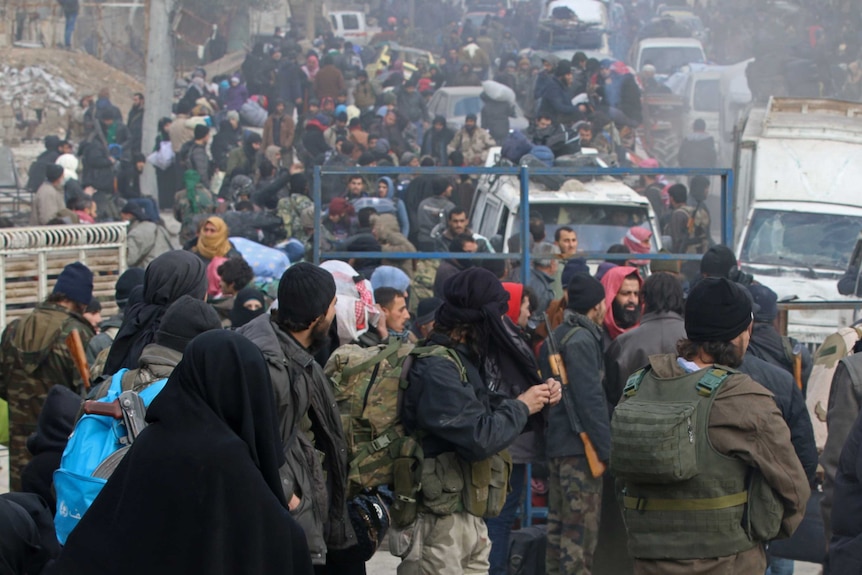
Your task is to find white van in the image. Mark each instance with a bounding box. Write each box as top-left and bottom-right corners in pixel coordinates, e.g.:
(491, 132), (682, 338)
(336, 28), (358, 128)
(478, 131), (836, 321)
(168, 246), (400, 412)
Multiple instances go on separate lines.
(471, 149), (663, 256)
(634, 37), (706, 78)
(326, 10), (380, 46)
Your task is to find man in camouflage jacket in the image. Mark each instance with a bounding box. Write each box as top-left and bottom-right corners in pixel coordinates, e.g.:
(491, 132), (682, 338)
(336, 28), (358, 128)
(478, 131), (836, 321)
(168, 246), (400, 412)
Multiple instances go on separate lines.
(0, 262), (95, 491)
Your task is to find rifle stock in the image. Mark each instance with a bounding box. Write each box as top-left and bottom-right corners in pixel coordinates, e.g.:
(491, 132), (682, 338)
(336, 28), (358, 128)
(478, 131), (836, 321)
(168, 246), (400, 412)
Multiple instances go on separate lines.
(65, 329), (91, 391)
(544, 316), (606, 479)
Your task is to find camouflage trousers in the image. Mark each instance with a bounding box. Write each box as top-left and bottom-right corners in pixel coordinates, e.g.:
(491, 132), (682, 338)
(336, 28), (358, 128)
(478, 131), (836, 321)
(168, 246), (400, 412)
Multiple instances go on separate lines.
(547, 456), (603, 575)
(397, 512), (490, 575)
(7, 423), (34, 492)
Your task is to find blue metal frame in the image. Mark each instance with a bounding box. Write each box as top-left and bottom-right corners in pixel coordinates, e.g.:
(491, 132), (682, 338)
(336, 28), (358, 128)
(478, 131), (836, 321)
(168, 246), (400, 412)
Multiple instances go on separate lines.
(311, 165), (737, 274)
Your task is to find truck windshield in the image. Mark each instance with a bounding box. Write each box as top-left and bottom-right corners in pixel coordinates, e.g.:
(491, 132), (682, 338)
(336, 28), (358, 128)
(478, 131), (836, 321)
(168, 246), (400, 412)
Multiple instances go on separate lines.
(741, 209), (862, 270)
(640, 47), (705, 75)
(517, 203), (657, 253)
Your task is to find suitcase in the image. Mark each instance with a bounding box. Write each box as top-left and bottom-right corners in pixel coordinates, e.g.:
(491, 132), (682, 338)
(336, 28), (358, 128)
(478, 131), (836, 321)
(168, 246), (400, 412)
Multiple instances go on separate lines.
(508, 525), (547, 575)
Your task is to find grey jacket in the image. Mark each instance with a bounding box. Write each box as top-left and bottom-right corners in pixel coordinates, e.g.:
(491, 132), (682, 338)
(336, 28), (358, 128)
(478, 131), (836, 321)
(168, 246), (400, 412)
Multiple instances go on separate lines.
(126, 221), (174, 269)
(822, 353), (862, 540)
(30, 181), (66, 226)
(604, 311), (686, 407)
(541, 311), (611, 461)
(237, 314), (355, 564)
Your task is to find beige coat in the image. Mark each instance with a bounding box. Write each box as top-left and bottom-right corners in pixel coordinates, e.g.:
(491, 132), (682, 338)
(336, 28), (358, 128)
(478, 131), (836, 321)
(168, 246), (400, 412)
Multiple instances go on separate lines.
(373, 213), (415, 277)
(30, 181), (67, 225)
(447, 126), (496, 166)
(629, 354), (810, 575)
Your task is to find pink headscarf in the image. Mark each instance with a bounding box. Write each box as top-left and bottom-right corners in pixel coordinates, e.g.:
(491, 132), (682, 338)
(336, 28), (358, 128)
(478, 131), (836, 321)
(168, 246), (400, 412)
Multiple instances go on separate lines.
(622, 227), (653, 266)
(206, 256), (229, 298)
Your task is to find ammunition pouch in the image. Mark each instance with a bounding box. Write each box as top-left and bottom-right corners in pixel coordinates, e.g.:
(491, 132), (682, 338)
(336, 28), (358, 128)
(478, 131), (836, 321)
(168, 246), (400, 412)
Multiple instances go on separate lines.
(419, 450), (512, 518)
(390, 436), (424, 528)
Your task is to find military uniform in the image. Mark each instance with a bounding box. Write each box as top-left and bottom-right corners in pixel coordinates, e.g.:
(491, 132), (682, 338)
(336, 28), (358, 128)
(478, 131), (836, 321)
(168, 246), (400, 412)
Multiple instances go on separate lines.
(612, 354), (810, 575)
(542, 311), (611, 575)
(276, 193), (313, 245)
(0, 303), (93, 491)
(397, 334), (528, 575)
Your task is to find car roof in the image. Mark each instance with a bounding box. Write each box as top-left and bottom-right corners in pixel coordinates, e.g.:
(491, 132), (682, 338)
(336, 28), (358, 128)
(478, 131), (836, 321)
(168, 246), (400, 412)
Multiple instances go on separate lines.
(639, 37), (705, 49)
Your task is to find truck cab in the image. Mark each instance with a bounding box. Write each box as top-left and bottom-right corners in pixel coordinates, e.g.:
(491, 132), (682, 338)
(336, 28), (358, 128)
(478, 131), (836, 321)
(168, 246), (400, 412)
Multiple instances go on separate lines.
(472, 148), (663, 261)
(735, 98), (862, 344)
(634, 37), (706, 79)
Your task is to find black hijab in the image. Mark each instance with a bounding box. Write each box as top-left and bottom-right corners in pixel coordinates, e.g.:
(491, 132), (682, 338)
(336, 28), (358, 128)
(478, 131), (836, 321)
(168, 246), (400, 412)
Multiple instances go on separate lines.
(103, 251), (207, 374)
(229, 287), (266, 328)
(47, 331), (312, 575)
(0, 493), (58, 575)
(436, 267), (543, 389)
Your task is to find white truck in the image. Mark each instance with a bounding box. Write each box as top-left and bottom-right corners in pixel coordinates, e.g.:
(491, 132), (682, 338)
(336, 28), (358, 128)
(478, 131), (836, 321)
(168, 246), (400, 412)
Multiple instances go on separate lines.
(734, 97), (862, 344)
(324, 8), (380, 46)
(471, 148), (663, 258)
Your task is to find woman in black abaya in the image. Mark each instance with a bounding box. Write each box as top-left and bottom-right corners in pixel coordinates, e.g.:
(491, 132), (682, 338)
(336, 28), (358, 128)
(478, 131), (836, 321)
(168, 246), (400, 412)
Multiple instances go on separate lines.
(102, 250), (207, 373)
(48, 331), (313, 575)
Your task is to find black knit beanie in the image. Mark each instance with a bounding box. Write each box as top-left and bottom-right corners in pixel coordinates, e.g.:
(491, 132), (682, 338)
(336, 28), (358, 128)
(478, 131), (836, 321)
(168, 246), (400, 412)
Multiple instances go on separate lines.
(686, 277), (752, 342)
(566, 273), (605, 314)
(155, 295), (222, 352)
(277, 263), (337, 327)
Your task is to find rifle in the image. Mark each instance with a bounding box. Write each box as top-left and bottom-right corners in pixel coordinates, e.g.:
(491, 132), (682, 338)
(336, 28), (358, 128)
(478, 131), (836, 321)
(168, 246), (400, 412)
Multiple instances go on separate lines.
(544, 316), (607, 479)
(65, 329), (91, 391)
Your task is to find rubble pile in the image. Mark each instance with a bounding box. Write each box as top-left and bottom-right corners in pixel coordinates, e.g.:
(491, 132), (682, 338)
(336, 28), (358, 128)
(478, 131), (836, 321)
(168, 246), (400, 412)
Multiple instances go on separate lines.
(0, 48), (144, 145)
(0, 65), (78, 112)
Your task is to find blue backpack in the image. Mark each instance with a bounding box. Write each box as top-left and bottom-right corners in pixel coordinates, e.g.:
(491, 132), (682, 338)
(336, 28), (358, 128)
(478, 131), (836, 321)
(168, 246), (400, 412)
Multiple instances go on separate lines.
(53, 369), (167, 544)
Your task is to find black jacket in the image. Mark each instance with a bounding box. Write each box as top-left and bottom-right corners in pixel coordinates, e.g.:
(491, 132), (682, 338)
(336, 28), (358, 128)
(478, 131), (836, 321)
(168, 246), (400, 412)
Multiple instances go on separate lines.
(127, 106), (144, 154)
(402, 333), (529, 461)
(479, 94), (512, 144)
(79, 140), (115, 193)
(237, 314), (355, 563)
(740, 354), (817, 486)
(677, 132), (717, 168)
(829, 396), (862, 573)
(540, 311), (611, 461)
(537, 76), (579, 123)
(748, 322), (812, 393)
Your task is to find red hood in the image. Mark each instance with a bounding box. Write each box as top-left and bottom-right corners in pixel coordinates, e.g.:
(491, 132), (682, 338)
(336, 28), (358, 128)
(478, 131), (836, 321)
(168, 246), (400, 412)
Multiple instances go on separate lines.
(306, 119), (327, 132)
(601, 265), (643, 341)
(501, 282), (523, 324)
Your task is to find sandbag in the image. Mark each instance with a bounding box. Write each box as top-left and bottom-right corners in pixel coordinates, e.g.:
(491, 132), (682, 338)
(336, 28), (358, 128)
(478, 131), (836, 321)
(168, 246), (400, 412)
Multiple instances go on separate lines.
(239, 100), (267, 127)
(482, 80), (516, 104)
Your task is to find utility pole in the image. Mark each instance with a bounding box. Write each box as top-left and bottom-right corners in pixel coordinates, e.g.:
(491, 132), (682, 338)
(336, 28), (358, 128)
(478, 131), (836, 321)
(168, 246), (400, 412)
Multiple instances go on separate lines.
(305, 0), (315, 42)
(408, 0), (415, 30)
(140, 0), (176, 201)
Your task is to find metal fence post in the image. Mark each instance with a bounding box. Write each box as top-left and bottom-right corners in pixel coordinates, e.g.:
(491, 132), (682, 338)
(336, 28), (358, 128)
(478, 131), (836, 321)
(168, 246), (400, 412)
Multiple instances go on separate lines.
(723, 169), (735, 247)
(313, 165), (322, 265)
(519, 165), (531, 286)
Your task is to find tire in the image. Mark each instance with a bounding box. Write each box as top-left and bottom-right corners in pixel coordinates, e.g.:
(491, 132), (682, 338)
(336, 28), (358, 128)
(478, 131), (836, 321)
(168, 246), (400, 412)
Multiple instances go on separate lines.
(648, 130), (680, 167)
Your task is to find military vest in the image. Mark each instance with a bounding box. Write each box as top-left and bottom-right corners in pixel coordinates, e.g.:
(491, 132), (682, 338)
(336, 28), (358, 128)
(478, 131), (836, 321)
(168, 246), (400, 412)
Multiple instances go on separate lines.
(610, 365), (781, 560)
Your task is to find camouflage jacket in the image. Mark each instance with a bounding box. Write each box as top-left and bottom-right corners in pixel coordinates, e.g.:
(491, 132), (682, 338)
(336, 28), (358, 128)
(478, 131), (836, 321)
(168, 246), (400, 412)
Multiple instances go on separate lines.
(277, 193), (313, 244)
(173, 184), (215, 245)
(0, 303), (94, 439)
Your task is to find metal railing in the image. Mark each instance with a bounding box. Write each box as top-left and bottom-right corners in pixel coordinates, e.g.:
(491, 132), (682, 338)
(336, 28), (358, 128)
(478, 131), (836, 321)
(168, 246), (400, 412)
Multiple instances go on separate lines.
(311, 164), (736, 285)
(0, 222), (128, 329)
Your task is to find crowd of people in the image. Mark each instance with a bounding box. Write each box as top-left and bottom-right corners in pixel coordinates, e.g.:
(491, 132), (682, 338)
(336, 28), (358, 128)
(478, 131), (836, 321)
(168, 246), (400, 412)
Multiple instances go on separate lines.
(0, 231), (839, 575)
(6, 0), (862, 574)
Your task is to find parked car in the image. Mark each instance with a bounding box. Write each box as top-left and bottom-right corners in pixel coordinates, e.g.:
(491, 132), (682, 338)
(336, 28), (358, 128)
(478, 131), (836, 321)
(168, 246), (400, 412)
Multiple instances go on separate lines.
(427, 86), (529, 132)
(366, 42), (436, 82)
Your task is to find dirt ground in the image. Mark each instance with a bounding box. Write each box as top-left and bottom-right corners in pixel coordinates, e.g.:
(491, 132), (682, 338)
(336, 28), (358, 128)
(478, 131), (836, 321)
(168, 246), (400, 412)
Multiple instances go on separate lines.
(1, 47), (144, 145)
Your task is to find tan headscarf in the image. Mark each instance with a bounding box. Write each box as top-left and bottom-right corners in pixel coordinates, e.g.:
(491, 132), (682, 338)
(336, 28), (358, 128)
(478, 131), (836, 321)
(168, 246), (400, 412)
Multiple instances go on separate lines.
(194, 216), (231, 260)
